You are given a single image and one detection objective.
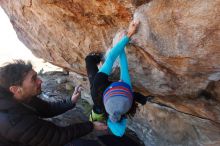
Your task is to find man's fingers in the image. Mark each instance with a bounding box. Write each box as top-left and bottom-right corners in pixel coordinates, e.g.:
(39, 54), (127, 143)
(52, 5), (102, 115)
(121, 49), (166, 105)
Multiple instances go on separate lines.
(77, 86), (83, 92)
(73, 85), (83, 94)
(75, 85), (79, 92)
(73, 92), (80, 97)
(72, 92), (80, 99)
(73, 88), (77, 95)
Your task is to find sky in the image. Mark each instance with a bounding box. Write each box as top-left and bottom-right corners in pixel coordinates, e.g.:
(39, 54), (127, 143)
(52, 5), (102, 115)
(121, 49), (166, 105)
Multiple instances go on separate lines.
(0, 7), (60, 72)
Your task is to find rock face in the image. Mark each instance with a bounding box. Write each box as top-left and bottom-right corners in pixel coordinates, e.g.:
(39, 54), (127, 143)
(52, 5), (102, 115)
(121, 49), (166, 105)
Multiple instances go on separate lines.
(132, 1), (220, 97)
(1, 0), (219, 97)
(1, 0), (220, 145)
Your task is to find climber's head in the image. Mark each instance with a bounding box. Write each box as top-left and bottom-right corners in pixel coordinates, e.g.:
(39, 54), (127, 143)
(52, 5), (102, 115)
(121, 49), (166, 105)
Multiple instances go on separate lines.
(103, 81), (133, 122)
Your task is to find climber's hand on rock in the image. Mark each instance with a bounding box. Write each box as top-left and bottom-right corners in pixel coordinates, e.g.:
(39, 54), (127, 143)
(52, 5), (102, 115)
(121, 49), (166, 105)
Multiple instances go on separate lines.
(71, 85), (83, 104)
(127, 20), (140, 38)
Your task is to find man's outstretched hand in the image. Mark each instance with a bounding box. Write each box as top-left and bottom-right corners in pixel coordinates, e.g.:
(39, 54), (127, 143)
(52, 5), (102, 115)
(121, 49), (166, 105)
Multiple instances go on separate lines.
(71, 85), (83, 104)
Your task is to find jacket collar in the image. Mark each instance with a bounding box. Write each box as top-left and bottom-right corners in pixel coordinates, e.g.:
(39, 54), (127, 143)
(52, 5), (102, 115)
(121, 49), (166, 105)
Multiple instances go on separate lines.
(0, 86), (18, 110)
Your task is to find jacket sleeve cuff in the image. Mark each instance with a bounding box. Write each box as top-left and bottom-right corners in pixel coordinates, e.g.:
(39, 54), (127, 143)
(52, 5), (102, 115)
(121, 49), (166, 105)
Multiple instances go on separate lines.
(123, 35), (130, 44)
(66, 96), (76, 108)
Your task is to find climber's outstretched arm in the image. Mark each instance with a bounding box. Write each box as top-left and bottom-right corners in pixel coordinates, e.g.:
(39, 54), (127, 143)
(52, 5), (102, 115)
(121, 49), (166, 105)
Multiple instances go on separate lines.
(99, 20), (139, 75)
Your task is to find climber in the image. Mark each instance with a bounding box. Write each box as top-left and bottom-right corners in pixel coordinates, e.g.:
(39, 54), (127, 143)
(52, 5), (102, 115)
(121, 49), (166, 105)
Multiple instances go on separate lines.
(85, 20), (149, 137)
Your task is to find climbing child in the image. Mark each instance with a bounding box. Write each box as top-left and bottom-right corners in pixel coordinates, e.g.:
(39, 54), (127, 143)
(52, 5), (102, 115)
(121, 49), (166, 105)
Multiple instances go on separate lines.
(85, 20), (148, 137)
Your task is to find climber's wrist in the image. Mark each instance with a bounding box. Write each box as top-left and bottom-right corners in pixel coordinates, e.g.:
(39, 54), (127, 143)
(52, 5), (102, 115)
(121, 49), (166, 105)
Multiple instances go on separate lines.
(126, 32), (133, 38)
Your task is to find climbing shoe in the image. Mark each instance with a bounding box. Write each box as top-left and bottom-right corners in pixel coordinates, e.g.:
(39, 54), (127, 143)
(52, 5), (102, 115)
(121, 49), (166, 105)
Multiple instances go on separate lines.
(89, 110), (105, 122)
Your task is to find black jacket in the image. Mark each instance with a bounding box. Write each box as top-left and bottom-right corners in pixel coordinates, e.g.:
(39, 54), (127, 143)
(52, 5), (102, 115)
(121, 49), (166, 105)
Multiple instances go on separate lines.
(0, 89), (93, 146)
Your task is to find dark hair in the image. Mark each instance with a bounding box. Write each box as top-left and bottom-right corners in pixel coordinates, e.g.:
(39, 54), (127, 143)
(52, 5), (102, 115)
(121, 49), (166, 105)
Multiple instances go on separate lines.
(127, 100), (138, 117)
(0, 60), (32, 92)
